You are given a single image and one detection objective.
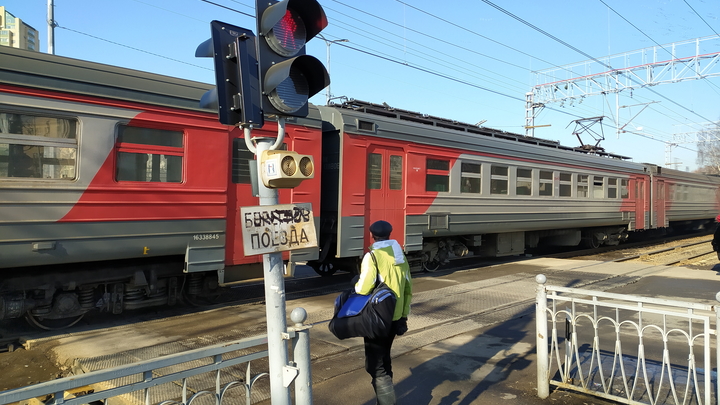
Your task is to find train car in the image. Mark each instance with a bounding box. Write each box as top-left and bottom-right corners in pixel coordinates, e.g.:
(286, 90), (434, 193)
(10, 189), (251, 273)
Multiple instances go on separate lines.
(650, 165), (720, 231)
(309, 100), (720, 274)
(0, 47), (322, 328)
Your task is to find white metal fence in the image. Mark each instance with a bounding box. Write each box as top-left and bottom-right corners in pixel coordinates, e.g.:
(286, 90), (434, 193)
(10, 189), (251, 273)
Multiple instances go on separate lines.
(535, 274), (719, 405)
(0, 313), (313, 405)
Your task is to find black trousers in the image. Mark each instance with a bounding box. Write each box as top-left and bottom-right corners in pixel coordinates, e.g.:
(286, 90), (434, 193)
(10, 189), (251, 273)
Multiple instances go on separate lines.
(364, 331), (397, 379)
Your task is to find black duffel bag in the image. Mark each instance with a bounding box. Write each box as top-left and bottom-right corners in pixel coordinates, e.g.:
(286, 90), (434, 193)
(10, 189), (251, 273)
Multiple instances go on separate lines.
(328, 281), (397, 340)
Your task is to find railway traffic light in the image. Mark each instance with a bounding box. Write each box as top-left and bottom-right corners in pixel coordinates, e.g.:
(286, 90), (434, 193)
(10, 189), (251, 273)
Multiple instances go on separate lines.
(196, 21), (264, 127)
(260, 150), (314, 188)
(255, 0), (330, 118)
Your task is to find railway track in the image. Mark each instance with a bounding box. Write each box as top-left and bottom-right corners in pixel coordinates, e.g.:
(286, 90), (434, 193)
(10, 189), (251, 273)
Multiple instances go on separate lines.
(613, 238), (717, 266)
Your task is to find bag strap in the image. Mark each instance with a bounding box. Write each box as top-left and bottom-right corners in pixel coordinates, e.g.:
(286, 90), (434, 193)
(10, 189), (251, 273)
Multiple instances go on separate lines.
(369, 251), (379, 288)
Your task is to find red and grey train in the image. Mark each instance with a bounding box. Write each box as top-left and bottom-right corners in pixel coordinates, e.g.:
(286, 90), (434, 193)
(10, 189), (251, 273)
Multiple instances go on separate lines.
(1, 46), (718, 327)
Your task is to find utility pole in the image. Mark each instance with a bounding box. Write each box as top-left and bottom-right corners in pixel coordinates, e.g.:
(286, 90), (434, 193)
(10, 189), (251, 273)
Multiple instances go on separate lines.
(47, 0), (56, 54)
(318, 34), (348, 105)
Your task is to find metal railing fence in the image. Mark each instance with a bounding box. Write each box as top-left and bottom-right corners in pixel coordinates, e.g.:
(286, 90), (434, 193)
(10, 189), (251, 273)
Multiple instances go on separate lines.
(0, 313), (313, 405)
(535, 274), (719, 405)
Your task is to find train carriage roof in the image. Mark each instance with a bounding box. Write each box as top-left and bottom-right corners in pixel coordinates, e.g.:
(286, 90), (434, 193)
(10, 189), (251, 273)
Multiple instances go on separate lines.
(0, 46), (324, 127)
(0, 46), (215, 111)
(319, 99), (648, 174)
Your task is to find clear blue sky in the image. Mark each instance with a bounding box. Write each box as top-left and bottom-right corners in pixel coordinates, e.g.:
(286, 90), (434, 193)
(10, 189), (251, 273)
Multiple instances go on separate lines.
(6, 0), (720, 171)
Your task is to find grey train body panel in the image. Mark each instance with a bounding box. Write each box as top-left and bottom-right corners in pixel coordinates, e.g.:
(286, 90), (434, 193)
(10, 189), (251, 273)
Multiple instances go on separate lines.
(0, 219), (225, 268)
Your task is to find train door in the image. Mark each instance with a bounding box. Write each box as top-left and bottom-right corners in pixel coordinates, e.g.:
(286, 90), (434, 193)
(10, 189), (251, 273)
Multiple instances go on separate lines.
(226, 136), (258, 267)
(635, 177), (647, 229)
(365, 145), (405, 248)
(655, 179), (666, 228)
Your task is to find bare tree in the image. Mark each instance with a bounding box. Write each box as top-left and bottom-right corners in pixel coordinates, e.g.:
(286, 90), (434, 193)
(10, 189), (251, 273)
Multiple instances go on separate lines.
(696, 123), (720, 174)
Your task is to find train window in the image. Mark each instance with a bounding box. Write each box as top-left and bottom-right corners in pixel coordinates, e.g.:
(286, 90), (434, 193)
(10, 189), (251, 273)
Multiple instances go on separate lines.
(461, 162), (481, 194)
(0, 112), (78, 180)
(427, 159), (449, 171)
(358, 121), (375, 131)
(516, 168), (532, 196)
(620, 179), (629, 198)
(559, 172), (572, 197)
(368, 153), (382, 189)
(577, 175), (589, 197)
(427, 175), (449, 192)
(539, 170), (553, 196)
(608, 178), (617, 198)
(426, 158), (449, 192)
(231, 140), (284, 184)
(389, 155), (402, 190)
(116, 125), (183, 183)
(232, 138), (255, 184)
(490, 165), (508, 195)
(593, 177), (604, 198)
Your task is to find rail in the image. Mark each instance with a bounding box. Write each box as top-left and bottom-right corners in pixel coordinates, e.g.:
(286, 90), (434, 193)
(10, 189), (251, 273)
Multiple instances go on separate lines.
(535, 274), (719, 405)
(0, 309), (313, 405)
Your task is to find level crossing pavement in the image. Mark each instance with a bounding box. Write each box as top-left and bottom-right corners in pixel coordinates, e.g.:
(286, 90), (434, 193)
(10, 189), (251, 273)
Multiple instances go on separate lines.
(21, 257), (720, 405)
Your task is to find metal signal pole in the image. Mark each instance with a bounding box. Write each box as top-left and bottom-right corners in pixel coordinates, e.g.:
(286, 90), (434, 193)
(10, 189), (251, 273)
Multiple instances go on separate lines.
(245, 122), (292, 405)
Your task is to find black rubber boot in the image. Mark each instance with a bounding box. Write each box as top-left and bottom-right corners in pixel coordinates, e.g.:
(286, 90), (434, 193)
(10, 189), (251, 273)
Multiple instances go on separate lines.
(373, 376), (396, 405)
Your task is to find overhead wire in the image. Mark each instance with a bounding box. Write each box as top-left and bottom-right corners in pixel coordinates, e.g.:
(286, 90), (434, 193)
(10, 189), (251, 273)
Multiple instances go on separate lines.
(600, 0), (720, 95)
(382, 1), (696, 146)
(198, 0), (254, 18)
(476, 0), (713, 154)
(57, 26), (213, 70)
(328, 14), (528, 94)
(683, 0), (720, 37)
(329, 0), (531, 72)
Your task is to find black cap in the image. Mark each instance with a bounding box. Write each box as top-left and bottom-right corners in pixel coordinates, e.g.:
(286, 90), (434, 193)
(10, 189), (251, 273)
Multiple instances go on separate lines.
(369, 220), (392, 238)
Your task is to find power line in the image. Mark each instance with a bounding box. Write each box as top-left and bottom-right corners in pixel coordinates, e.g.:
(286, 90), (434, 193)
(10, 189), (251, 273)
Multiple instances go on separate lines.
(479, 0), (717, 130)
(683, 0), (720, 37)
(392, 0), (580, 75)
(198, 0), (254, 18)
(599, 0), (720, 96)
(479, 0), (601, 65)
(58, 26), (212, 70)
(329, 15), (528, 93)
(329, 0), (531, 72)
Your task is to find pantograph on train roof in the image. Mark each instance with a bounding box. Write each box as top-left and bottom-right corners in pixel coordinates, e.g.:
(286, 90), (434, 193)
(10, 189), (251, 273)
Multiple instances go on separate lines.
(332, 99), (631, 161)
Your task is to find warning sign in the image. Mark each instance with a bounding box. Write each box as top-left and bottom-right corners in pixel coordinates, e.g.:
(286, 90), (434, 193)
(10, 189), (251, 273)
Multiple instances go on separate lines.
(240, 203), (318, 256)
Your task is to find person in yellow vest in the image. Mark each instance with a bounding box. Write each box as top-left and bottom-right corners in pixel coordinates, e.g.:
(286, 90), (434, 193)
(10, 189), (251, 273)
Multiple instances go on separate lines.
(355, 220), (413, 405)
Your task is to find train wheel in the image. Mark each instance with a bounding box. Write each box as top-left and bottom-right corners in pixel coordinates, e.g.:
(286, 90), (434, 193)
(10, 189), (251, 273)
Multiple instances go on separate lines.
(182, 289), (222, 307)
(25, 312), (84, 331)
(583, 235), (601, 249)
(312, 262), (337, 277)
(422, 260), (440, 272)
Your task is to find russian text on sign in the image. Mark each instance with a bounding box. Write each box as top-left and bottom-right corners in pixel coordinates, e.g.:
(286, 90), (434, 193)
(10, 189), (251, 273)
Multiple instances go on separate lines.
(240, 203), (317, 255)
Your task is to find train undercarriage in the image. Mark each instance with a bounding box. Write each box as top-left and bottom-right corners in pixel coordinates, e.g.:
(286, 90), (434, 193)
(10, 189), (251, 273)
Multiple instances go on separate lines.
(0, 257), (220, 330)
(308, 226), (633, 276)
(414, 226), (631, 272)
